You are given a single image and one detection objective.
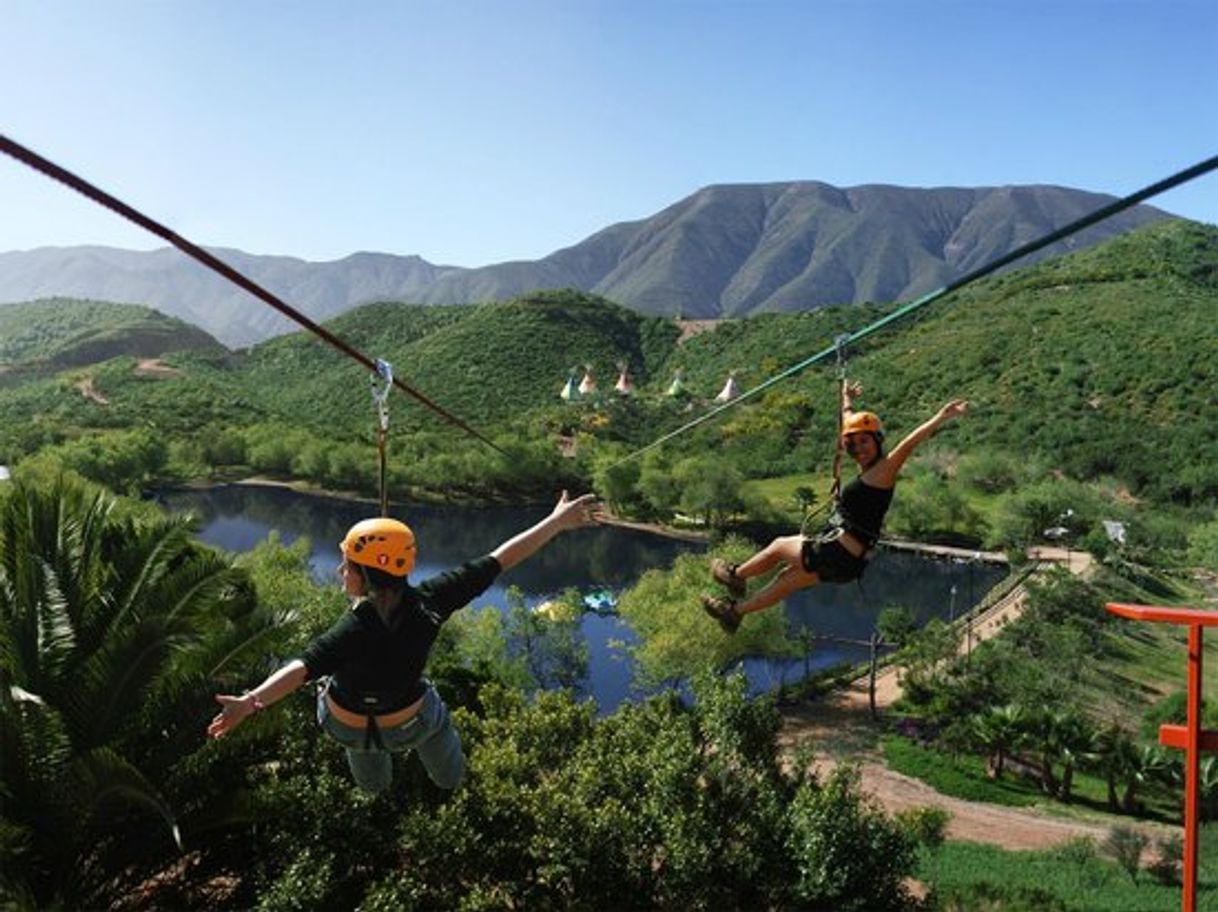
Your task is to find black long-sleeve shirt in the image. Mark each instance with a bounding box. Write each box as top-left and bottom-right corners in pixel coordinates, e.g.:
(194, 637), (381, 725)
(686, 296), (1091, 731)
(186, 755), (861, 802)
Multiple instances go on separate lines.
(300, 555), (501, 713)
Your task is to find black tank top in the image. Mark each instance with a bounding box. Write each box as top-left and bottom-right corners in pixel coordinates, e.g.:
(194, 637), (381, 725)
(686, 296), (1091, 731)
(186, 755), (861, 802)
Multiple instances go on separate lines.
(836, 476), (894, 548)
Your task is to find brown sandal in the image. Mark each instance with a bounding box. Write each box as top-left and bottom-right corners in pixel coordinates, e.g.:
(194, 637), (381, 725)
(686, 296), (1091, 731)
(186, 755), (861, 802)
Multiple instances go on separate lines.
(701, 594), (741, 634)
(710, 558), (746, 598)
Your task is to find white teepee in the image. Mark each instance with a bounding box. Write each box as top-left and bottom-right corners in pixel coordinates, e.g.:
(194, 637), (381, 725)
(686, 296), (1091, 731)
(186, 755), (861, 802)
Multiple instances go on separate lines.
(715, 372), (740, 402)
(614, 362), (634, 395)
(578, 365), (597, 395)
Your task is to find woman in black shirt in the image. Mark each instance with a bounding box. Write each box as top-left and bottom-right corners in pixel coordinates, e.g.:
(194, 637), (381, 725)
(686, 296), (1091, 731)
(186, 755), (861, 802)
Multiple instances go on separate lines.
(702, 385), (968, 634)
(208, 491), (600, 793)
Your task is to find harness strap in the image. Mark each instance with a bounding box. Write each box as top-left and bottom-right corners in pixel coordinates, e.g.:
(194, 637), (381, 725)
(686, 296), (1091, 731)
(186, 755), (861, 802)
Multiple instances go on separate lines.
(364, 712), (386, 750)
(370, 359), (394, 517)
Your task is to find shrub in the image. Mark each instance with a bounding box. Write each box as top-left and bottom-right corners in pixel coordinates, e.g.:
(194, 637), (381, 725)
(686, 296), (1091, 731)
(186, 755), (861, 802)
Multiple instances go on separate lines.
(787, 765), (917, 911)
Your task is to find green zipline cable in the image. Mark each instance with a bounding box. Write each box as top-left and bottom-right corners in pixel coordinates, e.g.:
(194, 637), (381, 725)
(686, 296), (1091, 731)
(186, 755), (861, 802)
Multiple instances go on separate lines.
(612, 153), (1218, 468)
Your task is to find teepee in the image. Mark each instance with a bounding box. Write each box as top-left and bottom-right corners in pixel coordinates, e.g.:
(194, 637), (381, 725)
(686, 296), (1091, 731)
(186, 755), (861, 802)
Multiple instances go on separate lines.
(715, 371), (740, 403)
(560, 373), (581, 402)
(666, 369), (686, 397)
(614, 362), (634, 395)
(578, 365), (597, 396)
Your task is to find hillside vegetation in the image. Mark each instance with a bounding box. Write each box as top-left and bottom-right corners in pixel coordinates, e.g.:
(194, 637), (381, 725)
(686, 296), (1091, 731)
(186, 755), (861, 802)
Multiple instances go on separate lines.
(6, 221), (1218, 912)
(0, 297), (219, 375)
(0, 220), (1216, 512)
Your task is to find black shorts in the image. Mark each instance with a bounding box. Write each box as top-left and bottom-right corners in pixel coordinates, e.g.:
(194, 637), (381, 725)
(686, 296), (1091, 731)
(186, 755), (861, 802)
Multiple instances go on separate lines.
(800, 536), (867, 584)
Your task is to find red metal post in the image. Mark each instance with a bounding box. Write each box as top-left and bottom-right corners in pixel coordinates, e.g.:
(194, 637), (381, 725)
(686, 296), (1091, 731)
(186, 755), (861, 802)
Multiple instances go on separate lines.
(1183, 624), (1201, 912)
(1105, 602), (1218, 912)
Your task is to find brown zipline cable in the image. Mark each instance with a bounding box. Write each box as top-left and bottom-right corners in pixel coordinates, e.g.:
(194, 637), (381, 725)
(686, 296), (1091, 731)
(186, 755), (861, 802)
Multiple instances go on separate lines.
(0, 133), (506, 455)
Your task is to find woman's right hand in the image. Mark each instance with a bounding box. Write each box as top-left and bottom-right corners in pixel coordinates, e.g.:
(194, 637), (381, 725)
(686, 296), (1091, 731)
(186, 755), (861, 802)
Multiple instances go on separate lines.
(207, 693), (257, 738)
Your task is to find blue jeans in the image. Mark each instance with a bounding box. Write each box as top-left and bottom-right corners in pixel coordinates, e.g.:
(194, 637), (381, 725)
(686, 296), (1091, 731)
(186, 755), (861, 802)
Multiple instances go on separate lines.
(317, 681), (465, 794)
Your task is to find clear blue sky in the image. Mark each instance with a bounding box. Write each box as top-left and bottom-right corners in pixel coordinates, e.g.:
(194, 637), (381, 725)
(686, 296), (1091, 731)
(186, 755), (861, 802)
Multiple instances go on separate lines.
(2, 0), (1215, 267)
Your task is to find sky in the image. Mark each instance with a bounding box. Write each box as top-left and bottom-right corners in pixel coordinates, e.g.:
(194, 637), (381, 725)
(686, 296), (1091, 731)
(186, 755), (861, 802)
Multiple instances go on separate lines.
(1, 0), (1215, 268)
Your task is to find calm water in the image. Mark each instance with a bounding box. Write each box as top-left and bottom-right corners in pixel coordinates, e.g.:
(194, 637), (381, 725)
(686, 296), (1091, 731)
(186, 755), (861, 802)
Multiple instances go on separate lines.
(158, 485), (1006, 711)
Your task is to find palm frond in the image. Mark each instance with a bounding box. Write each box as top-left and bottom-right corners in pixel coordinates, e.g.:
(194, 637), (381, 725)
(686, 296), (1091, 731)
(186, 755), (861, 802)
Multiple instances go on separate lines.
(72, 746), (183, 851)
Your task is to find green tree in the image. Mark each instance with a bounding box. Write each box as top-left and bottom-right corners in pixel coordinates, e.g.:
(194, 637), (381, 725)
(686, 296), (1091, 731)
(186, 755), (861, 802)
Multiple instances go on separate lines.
(0, 478), (283, 908)
(591, 448), (643, 514)
(787, 764), (916, 911)
(502, 586), (588, 692)
(673, 455), (747, 527)
(1187, 518), (1218, 572)
(969, 704), (1029, 780)
(616, 541), (795, 688)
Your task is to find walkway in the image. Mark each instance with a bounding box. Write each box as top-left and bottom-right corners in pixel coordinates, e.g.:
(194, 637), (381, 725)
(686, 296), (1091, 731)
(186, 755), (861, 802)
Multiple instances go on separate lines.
(778, 543), (1166, 854)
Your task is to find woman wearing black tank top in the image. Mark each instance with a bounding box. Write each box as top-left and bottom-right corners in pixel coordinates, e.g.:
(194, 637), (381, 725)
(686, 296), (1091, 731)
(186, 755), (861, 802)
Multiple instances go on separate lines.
(702, 383), (968, 634)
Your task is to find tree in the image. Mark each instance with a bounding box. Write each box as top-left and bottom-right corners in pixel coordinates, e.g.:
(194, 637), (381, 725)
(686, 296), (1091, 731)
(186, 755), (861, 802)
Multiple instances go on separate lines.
(896, 618), (961, 707)
(969, 704), (1029, 780)
(876, 605), (917, 649)
(591, 449), (643, 515)
(673, 456), (747, 528)
(786, 764), (917, 911)
(502, 586), (588, 692)
(616, 542), (795, 689)
(0, 478), (284, 908)
(1089, 723), (1141, 811)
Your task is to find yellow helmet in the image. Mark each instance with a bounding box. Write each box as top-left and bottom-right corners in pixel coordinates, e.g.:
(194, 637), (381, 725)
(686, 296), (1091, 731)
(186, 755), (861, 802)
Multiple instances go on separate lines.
(340, 518), (416, 577)
(842, 411), (883, 438)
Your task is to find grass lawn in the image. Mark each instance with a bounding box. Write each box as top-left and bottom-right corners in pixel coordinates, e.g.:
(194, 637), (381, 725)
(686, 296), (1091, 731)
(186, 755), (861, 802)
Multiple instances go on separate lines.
(742, 472), (838, 525)
(882, 735), (1181, 824)
(922, 832), (1218, 911)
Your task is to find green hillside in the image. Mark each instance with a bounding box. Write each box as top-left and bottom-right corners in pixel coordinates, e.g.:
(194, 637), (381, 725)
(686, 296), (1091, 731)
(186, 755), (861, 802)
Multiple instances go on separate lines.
(0, 221), (1216, 511)
(0, 297), (221, 369)
(848, 219), (1218, 504)
(235, 290), (682, 436)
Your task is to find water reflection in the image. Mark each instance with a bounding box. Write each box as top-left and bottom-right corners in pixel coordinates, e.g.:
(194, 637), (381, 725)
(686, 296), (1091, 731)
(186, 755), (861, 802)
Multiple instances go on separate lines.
(159, 485), (1006, 712)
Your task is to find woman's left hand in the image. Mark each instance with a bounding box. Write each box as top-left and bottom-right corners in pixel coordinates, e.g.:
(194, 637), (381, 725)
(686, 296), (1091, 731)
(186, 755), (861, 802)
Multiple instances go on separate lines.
(938, 399), (969, 421)
(550, 490), (602, 531)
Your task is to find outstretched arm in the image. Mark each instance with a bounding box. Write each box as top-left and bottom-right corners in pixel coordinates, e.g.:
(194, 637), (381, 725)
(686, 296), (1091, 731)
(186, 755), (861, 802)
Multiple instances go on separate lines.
(492, 491), (601, 572)
(882, 399), (969, 477)
(208, 658), (309, 739)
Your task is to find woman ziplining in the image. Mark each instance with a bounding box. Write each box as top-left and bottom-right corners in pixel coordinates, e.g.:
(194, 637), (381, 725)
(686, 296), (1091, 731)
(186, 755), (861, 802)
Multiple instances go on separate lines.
(700, 380), (968, 634)
(207, 490), (601, 793)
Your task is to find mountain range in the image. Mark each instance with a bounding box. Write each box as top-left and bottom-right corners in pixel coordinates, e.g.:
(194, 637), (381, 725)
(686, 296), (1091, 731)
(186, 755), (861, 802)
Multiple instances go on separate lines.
(0, 181), (1173, 348)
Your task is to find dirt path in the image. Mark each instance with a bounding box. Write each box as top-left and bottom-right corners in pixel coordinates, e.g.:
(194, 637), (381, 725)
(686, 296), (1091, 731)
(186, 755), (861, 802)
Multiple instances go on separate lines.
(778, 546), (1169, 854)
(134, 358), (183, 378)
(75, 376), (109, 405)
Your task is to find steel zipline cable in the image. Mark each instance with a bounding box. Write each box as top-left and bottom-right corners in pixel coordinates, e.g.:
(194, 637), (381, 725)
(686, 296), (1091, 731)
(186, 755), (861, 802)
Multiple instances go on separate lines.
(612, 153), (1218, 468)
(0, 133), (506, 456)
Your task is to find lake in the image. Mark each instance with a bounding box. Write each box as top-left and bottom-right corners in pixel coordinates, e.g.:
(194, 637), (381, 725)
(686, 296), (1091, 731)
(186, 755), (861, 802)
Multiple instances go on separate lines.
(158, 484), (1007, 712)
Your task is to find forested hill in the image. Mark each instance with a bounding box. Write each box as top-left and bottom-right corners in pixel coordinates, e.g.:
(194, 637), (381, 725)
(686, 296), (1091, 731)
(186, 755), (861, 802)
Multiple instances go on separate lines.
(0, 182), (1173, 346)
(0, 298), (221, 373)
(1, 220), (1216, 508)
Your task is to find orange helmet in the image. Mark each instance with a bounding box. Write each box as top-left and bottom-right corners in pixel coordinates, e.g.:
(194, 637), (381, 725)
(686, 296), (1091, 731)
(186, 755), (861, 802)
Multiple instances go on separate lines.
(842, 410), (883, 438)
(340, 518), (416, 577)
